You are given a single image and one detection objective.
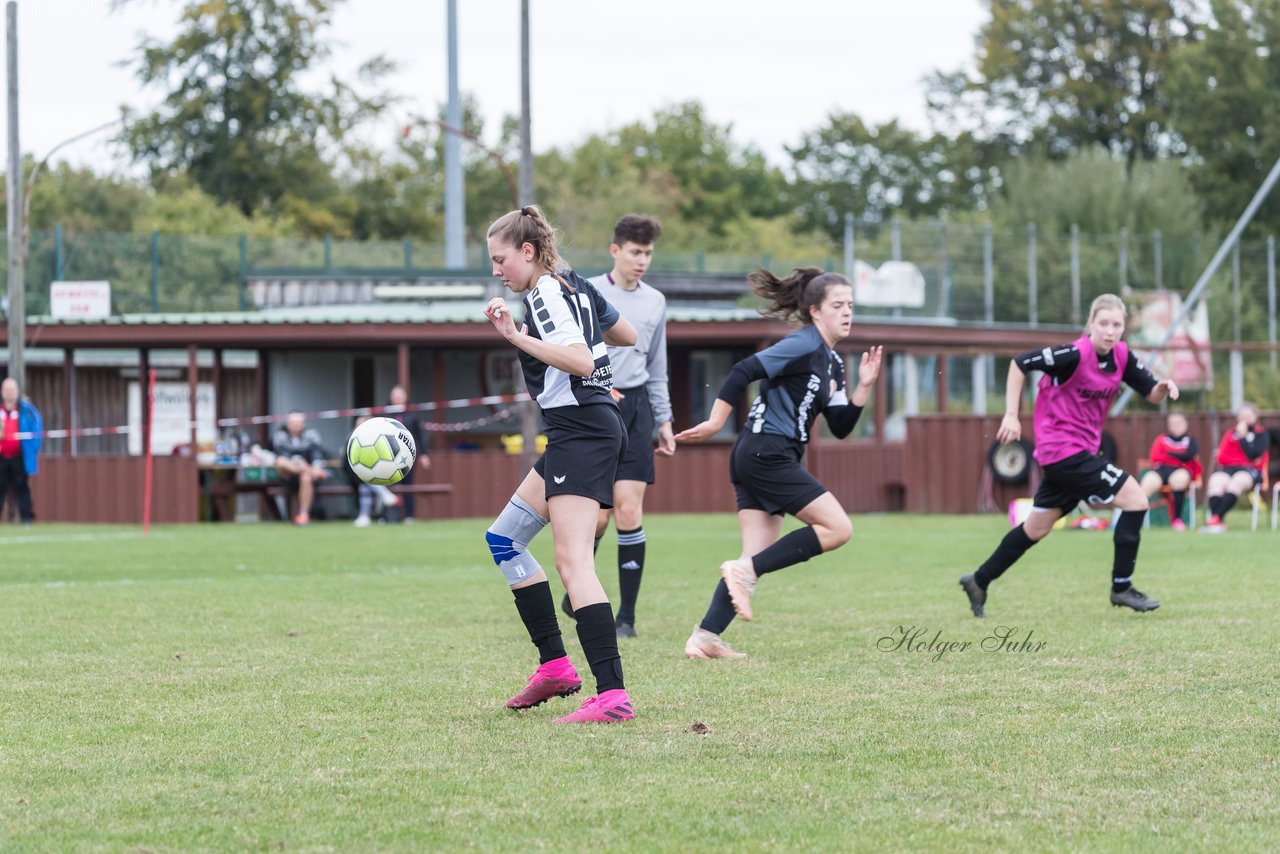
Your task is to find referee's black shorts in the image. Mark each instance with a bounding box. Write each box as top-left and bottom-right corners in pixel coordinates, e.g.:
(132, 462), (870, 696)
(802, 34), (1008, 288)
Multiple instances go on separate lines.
(614, 386), (656, 484)
(534, 403), (627, 508)
(730, 432), (826, 516)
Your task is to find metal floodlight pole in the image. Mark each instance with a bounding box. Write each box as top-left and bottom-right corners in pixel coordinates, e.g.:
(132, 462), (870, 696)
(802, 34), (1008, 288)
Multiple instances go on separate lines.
(517, 0), (533, 207)
(5, 1), (23, 388)
(517, 0), (537, 471)
(443, 0), (466, 268)
(1112, 155), (1280, 414)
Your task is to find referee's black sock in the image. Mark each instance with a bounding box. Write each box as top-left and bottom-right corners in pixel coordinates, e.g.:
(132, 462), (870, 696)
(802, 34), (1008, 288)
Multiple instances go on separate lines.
(615, 526), (645, 624)
(574, 603), (625, 693)
(973, 524), (1037, 589)
(752, 526), (824, 575)
(699, 580), (737, 635)
(511, 581), (566, 664)
(1112, 510), (1144, 593)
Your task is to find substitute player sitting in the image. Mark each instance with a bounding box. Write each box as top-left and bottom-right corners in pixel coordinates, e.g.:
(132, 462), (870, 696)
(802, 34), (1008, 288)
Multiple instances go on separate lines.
(1139, 411), (1201, 531)
(1202, 403), (1269, 533)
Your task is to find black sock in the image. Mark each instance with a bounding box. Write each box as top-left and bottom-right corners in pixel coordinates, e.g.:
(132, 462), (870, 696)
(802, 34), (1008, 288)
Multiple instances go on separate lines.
(974, 524), (1036, 589)
(1218, 493), (1239, 519)
(699, 580), (737, 635)
(752, 526), (824, 575)
(511, 582), (566, 664)
(1208, 495), (1221, 517)
(1112, 510), (1144, 592)
(615, 527), (645, 624)
(1170, 490), (1186, 522)
(574, 602), (624, 693)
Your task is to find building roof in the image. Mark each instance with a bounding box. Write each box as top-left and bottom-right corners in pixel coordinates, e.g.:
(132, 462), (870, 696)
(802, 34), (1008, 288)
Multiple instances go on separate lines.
(4, 302), (1079, 354)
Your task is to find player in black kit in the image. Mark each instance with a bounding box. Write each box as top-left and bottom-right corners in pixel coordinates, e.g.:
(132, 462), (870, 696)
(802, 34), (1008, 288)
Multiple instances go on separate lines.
(675, 268), (882, 659)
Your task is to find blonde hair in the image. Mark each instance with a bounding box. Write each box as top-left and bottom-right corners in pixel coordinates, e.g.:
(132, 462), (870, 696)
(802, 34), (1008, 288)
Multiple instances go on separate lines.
(487, 205), (568, 288)
(1087, 293), (1127, 325)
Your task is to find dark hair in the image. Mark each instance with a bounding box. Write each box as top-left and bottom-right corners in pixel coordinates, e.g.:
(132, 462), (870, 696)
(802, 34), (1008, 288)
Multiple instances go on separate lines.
(487, 205), (569, 288)
(612, 214), (663, 247)
(750, 267), (853, 325)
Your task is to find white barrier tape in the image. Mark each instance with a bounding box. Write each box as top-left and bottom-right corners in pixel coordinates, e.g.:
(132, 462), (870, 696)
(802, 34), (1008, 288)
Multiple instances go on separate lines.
(14, 393), (532, 440)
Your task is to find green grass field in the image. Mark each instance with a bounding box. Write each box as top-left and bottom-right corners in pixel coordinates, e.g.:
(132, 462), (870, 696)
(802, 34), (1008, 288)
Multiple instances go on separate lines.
(1, 515), (1278, 852)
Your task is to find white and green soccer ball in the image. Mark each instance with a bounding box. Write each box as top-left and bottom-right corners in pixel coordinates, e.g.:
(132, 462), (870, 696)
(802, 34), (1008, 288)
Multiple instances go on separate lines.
(347, 416), (417, 485)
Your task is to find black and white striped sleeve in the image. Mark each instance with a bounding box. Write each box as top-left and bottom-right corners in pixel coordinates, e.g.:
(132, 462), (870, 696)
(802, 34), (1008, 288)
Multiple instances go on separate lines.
(527, 277), (587, 349)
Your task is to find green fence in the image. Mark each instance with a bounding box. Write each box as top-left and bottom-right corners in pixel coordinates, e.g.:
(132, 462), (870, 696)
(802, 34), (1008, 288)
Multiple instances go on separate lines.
(1, 223), (1275, 351)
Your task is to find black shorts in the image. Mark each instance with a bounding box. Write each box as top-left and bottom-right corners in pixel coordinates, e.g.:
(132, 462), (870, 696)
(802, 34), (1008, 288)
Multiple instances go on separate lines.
(533, 403), (626, 508)
(1221, 465), (1264, 488)
(1033, 451), (1130, 513)
(1151, 464), (1186, 484)
(729, 432), (826, 516)
(614, 386), (656, 484)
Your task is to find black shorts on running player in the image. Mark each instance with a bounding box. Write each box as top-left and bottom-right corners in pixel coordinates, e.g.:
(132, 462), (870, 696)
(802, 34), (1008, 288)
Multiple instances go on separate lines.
(533, 403), (627, 508)
(729, 432), (827, 516)
(614, 386), (656, 484)
(1033, 450), (1130, 514)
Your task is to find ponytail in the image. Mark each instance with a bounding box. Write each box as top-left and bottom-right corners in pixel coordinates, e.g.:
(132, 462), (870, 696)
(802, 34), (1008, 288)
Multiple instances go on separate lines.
(751, 267), (852, 325)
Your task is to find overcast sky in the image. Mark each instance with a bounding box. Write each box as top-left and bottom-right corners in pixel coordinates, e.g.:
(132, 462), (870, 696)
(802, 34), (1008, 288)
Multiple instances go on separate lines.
(1, 0), (986, 173)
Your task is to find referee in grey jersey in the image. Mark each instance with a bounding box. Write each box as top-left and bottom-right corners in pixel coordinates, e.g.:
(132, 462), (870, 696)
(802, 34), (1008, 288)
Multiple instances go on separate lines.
(561, 214), (673, 639)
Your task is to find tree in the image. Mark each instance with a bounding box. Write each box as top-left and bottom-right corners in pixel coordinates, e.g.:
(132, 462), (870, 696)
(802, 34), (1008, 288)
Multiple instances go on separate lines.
(787, 113), (998, 240)
(115, 0), (393, 217)
(928, 0), (1198, 167)
(614, 102), (792, 237)
(1166, 0), (1280, 229)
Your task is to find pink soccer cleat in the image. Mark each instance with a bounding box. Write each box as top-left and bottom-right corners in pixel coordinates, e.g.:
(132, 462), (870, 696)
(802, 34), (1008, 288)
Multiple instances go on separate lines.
(553, 688), (634, 724)
(1170, 518), (1187, 532)
(505, 656), (582, 710)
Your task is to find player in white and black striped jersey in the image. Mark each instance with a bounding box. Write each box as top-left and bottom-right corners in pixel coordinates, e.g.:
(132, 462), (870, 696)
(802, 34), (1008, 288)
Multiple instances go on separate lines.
(481, 205), (640, 725)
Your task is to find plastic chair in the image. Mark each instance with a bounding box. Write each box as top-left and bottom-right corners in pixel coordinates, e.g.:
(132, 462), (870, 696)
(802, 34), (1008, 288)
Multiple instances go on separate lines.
(1272, 481), (1280, 531)
(1250, 472), (1272, 531)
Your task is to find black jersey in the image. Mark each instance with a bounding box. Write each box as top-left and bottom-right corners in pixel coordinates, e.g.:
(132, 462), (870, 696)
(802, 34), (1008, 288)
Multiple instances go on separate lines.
(1014, 343), (1157, 397)
(518, 270), (621, 409)
(717, 325), (863, 443)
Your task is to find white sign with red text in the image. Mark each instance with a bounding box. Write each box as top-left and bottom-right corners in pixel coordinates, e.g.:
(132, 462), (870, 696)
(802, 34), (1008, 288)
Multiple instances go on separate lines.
(50, 281), (112, 319)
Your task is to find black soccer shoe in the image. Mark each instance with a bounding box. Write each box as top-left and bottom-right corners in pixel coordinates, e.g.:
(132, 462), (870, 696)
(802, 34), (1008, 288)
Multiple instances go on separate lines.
(615, 619), (637, 640)
(1110, 587), (1160, 612)
(560, 592), (576, 620)
(959, 573), (986, 618)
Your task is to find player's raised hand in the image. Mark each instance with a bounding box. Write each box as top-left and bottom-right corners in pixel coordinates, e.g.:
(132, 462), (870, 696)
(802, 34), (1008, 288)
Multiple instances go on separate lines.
(858, 345), (884, 388)
(484, 298), (517, 338)
(1155, 378), (1179, 401)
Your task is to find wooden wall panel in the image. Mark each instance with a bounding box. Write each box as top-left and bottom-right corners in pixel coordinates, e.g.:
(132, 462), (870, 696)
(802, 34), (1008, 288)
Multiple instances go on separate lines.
(902, 411), (1280, 514)
(23, 456), (199, 523)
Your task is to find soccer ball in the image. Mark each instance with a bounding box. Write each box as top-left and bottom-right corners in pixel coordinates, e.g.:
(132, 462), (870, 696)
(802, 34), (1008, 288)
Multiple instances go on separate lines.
(347, 417), (417, 485)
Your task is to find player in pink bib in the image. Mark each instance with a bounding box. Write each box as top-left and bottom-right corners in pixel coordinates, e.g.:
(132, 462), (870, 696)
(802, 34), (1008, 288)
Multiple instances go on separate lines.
(960, 294), (1179, 616)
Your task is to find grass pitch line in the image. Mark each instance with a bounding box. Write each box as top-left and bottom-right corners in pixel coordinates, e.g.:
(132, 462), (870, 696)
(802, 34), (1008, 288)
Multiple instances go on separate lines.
(0, 531), (154, 547)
